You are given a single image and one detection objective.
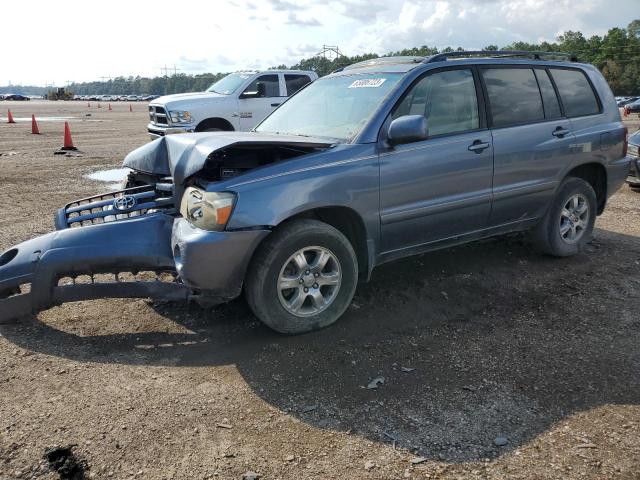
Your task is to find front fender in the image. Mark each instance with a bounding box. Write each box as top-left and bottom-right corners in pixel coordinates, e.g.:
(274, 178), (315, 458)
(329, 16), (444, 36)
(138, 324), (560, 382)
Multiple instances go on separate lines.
(226, 151), (380, 230)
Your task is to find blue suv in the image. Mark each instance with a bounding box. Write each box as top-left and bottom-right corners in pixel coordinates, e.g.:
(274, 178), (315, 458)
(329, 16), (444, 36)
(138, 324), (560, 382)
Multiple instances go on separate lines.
(0, 51), (631, 334)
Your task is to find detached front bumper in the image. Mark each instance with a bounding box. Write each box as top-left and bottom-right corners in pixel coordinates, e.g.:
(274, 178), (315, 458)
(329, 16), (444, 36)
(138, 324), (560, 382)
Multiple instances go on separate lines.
(147, 122), (195, 140)
(0, 210), (271, 323)
(0, 214), (189, 323)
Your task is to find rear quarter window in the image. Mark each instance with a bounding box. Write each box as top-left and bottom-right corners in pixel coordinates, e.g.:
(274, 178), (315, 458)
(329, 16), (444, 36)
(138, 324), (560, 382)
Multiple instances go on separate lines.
(549, 68), (600, 117)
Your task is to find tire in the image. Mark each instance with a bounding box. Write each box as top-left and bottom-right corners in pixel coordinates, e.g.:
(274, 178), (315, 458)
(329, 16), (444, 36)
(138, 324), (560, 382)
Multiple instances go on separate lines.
(202, 127), (222, 132)
(531, 176), (597, 257)
(245, 219), (358, 334)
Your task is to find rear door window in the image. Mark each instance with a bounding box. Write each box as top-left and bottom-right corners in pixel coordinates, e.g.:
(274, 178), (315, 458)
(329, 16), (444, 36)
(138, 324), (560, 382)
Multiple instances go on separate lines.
(393, 68), (479, 136)
(482, 68), (544, 128)
(534, 69), (562, 119)
(549, 68), (600, 117)
(285, 74), (312, 96)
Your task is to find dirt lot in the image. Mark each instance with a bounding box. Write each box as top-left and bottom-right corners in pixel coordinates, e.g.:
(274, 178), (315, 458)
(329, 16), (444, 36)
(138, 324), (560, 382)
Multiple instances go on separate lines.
(0, 100), (639, 479)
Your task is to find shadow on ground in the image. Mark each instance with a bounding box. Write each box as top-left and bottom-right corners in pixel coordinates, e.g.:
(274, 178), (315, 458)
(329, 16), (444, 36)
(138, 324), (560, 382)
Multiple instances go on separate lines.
(2, 229), (639, 462)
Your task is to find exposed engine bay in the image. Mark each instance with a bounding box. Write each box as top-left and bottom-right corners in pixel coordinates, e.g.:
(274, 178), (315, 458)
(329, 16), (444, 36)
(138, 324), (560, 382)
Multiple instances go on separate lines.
(198, 144), (328, 182)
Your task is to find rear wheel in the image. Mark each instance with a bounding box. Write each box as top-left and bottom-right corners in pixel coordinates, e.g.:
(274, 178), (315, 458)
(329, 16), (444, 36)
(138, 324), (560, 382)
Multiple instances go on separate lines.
(531, 177), (597, 257)
(245, 219), (358, 334)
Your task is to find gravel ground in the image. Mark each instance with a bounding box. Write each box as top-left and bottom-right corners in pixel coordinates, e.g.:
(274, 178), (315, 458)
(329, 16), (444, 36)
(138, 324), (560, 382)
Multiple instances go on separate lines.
(0, 101), (639, 479)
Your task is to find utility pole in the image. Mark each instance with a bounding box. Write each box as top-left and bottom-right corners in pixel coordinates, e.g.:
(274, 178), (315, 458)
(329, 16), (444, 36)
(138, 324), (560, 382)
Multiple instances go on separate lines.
(315, 45), (342, 60)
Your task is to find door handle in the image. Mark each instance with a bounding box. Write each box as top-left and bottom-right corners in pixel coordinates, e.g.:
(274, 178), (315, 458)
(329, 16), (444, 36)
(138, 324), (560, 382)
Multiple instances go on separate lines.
(270, 103), (281, 107)
(468, 140), (490, 153)
(552, 127), (570, 138)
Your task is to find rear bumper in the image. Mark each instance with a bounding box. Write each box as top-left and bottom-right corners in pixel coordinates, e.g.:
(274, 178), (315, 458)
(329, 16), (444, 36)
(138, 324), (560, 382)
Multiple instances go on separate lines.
(0, 214), (188, 323)
(626, 155), (639, 185)
(607, 156), (632, 196)
(147, 123), (194, 140)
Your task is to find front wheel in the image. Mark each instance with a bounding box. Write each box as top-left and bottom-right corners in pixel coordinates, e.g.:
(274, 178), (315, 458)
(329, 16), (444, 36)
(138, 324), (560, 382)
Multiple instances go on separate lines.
(531, 177), (597, 257)
(245, 219), (358, 334)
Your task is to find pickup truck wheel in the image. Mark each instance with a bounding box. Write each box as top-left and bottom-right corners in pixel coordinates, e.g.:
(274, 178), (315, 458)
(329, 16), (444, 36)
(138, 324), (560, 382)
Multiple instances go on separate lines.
(245, 219), (358, 334)
(531, 177), (597, 257)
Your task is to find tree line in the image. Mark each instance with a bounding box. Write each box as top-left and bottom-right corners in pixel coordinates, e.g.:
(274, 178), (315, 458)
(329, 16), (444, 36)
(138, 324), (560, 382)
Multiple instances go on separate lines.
(3, 20), (639, 97)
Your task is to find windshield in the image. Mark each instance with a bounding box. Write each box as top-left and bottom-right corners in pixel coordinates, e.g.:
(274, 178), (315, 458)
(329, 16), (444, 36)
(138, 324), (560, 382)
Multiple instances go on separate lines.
(206, 73), (254, 95)
(255, 73), (402, 141)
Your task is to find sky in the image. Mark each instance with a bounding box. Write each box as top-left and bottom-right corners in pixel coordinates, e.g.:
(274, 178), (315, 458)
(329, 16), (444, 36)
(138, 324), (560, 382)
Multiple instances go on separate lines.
(3, 0), (638, 86)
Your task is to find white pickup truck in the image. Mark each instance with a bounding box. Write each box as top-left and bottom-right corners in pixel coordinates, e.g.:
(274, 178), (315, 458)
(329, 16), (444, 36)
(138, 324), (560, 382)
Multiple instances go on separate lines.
(147, 70), (317, 139)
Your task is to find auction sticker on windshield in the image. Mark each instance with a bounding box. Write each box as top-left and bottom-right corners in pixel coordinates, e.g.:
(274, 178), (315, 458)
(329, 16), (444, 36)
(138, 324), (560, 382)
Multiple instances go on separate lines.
(348, 78), (387, 88)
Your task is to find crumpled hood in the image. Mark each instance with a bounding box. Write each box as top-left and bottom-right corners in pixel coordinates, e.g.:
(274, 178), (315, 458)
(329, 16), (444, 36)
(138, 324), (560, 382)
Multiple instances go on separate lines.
(123, 132), (333, 186)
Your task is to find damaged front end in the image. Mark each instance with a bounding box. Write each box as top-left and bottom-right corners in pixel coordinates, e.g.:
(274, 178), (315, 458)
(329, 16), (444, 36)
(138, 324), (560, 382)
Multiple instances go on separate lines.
(0, 132), (332, 323)
(0, 183), (189, 322)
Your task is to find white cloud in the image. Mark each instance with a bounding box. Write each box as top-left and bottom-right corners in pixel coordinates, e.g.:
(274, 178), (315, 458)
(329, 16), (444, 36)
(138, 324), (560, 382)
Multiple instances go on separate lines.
(1, 0), (637, 86)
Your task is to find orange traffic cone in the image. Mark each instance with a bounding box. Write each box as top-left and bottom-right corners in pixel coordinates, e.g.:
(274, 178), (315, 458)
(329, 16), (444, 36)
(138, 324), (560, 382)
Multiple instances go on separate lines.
(129, 104), (132, 112)
(624, 107), (630, 117)
(97, 103), (101, 108)
(7, 109), (15, 124)
(31, 115), (40, 134)
(87, 102), (90, 108)
(108, 103), (112, 111)
(61, 122), (77, 150)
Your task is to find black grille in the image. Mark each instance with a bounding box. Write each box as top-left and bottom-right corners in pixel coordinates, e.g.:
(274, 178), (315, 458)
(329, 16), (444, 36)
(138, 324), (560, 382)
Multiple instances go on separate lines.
(148, 105), (169, 125)
(55, 184), (175, 230)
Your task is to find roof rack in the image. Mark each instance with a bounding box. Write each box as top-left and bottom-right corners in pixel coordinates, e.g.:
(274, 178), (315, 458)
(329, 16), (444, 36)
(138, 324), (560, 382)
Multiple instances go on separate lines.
(424, 50), (578, 63)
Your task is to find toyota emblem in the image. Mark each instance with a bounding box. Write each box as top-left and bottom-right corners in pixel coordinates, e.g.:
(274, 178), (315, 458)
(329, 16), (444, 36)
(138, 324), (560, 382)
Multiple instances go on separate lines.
(113, 195), (137, 211)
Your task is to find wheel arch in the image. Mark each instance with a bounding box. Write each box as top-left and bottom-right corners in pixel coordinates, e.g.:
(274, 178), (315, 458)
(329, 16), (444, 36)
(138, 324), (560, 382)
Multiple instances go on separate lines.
(565, 162), (607, 215)
(195, 117), (235, 132)
(265, 206), (372, 282)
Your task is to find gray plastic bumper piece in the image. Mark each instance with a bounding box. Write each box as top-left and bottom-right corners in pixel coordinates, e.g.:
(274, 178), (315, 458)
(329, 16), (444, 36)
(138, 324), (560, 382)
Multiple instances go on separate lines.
(0, 214), (188, 323)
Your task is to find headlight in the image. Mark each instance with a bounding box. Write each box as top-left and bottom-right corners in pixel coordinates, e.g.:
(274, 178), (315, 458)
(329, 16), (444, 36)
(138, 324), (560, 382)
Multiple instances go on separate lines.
(168, 110), (194, 124)
(180, 187), (235, 231)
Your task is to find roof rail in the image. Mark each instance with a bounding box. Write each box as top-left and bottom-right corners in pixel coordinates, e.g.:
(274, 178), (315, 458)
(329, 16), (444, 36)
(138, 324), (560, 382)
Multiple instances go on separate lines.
(342, 56), (426, 71)
(424, 50), (578, 63)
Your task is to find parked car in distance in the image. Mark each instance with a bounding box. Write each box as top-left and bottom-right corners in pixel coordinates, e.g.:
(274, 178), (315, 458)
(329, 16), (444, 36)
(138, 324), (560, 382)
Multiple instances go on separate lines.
(0, 51), (630, 334)
(627, 130), (640, 189)
(625, 99), (640, 113)
(618, 96), (639, 107)
(147, 69), (317, 139)
(126, 95), (138, 101)
(1, 94), (30, 101)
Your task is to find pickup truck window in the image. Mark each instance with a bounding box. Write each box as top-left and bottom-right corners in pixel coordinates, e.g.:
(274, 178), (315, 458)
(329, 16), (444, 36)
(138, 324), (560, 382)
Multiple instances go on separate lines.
(256, 73), (402, 141)
(242, 74), (280, 98)
(285, 74), (311, 96)
(206, 73), (253, 95)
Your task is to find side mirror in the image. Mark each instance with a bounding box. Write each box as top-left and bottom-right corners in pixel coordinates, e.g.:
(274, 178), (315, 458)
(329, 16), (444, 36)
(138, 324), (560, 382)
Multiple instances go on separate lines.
(387, 115), (428, 146)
